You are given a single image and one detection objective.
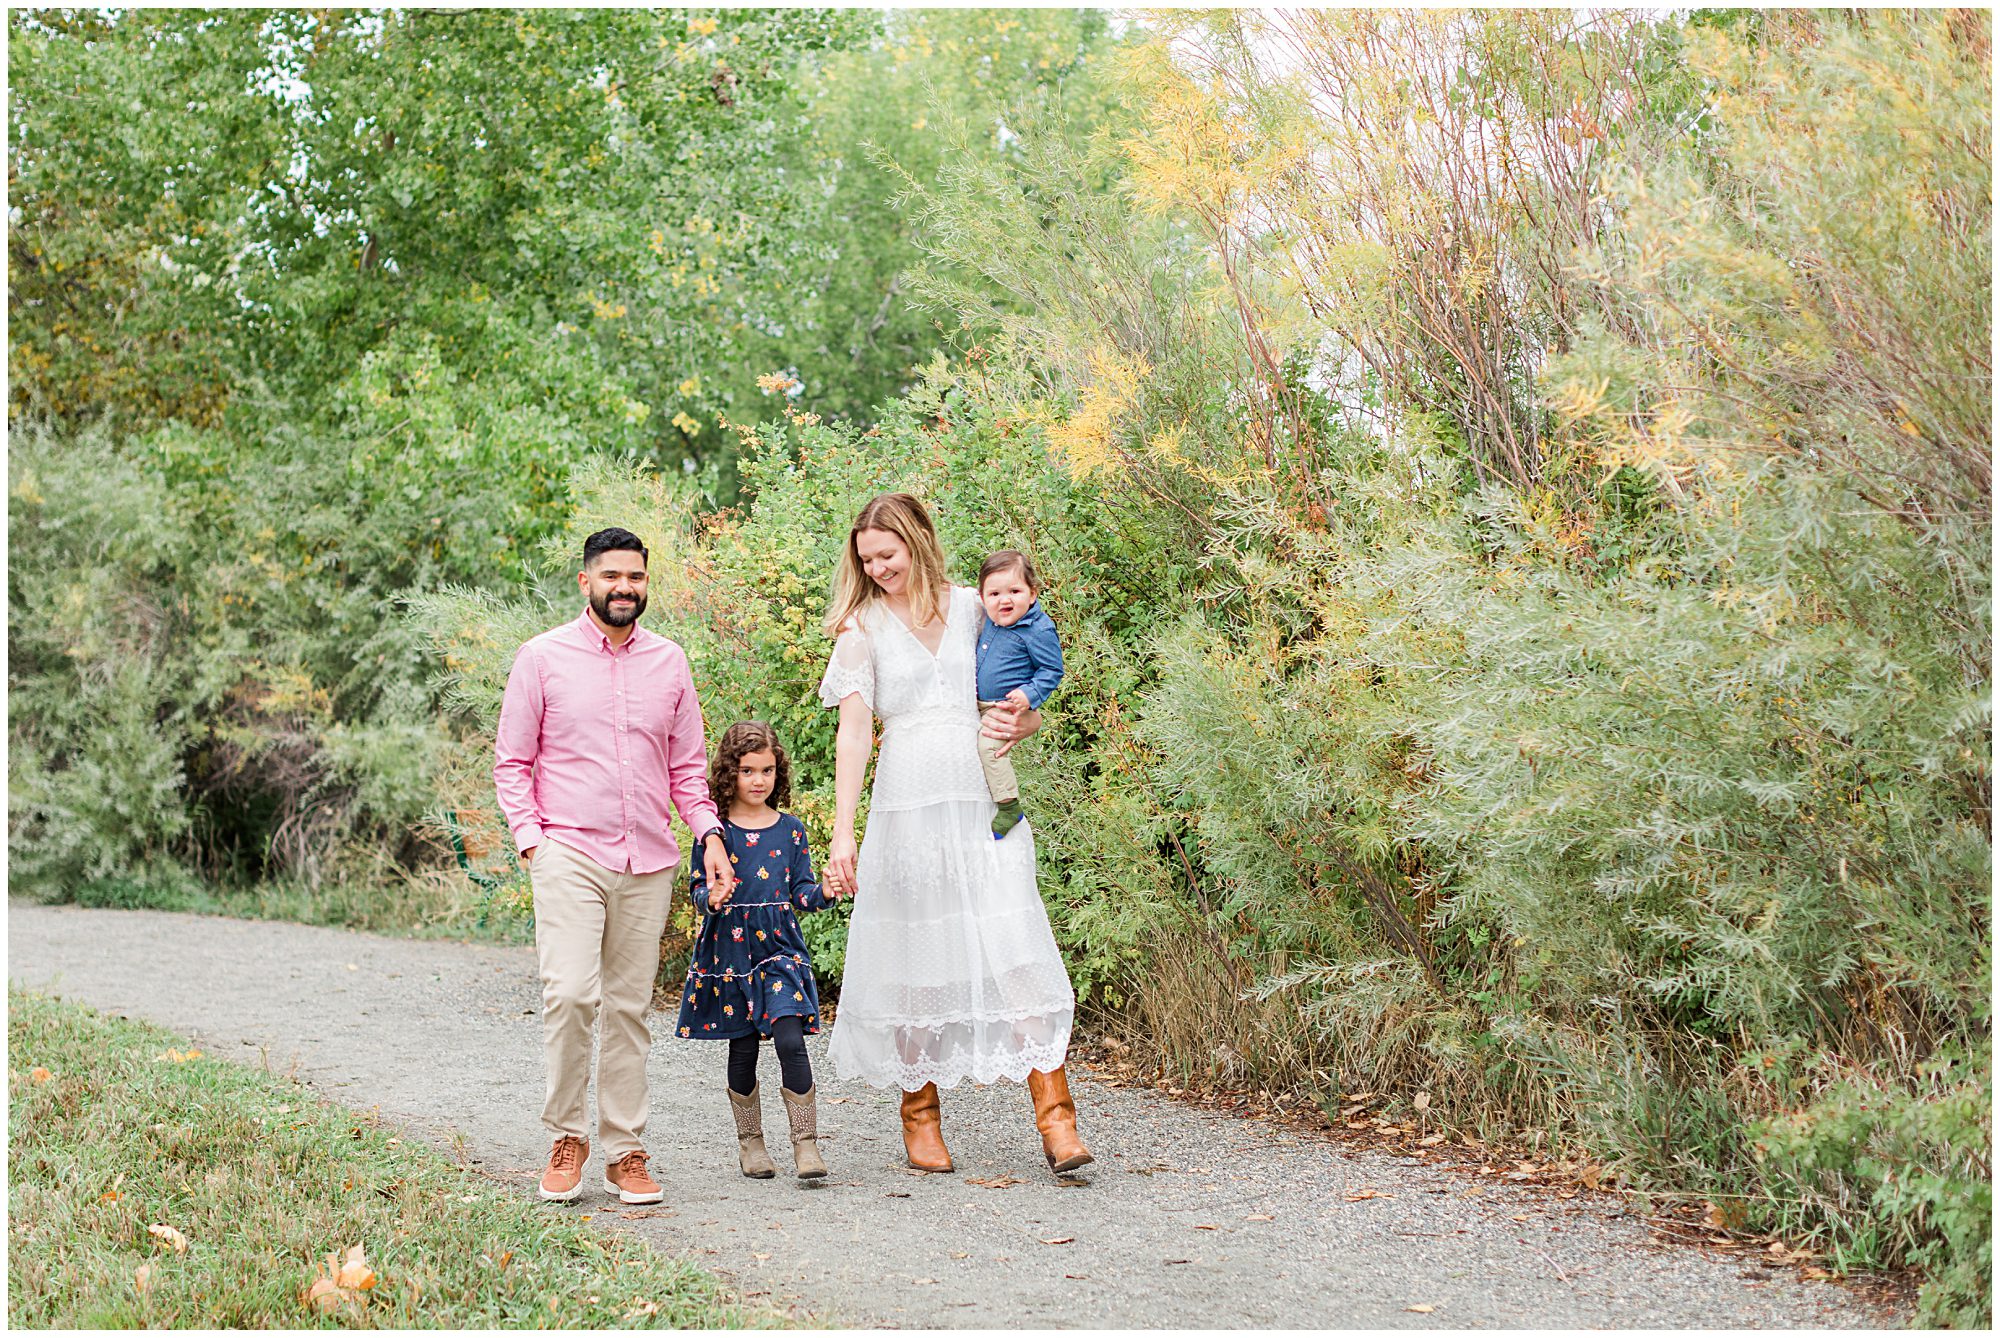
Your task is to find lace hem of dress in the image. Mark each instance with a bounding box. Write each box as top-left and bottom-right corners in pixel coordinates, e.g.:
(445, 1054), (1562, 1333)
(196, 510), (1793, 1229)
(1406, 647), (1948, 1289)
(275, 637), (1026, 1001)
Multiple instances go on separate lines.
(842, 1034), (1073, 1091)
(832, 1001), (1069, 1031)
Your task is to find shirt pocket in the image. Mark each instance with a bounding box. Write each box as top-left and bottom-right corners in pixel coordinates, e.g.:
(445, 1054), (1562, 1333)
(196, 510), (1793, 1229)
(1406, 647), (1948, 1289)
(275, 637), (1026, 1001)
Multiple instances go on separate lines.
(629, 684), (682, 741)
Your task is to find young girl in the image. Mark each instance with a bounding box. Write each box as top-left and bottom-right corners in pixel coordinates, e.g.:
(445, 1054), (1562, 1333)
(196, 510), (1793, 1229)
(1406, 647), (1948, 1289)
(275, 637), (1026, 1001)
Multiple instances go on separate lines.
(673, 722), (834, 1180)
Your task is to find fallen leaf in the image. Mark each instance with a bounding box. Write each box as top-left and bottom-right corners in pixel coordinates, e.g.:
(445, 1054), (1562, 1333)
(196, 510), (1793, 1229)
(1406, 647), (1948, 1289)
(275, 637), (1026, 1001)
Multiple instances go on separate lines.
(335, 1244), (377, 1290)
(1512, 1214), (1531, 1222)
(884, 1192), (910, 1199)
(1579, 1164), (1605, 1190)
(1406, 1303), (1435, 1313)
(147, 1224), (189, 1253)
(1703, 1200), (1748, 1231)
(631, 1301), (661, 1317)
(1193, 1224), (1218, 1231)
(303, 1278), (344, 1314)
(1040, 1236), (1075, 1245)
(100, 1191), (120, 1203)
(1413, 1091), (1431, 1112)
(1244, 1214), (1274, 1222)
(1418, 1133), (1447, 1147)
(1064, 1272), (1087, 1280)
(345, 963), (359, 971)
(1346, 1189), (1394, 1201)
(752, 1252), (771, 1262)
(914, 1277), (938, 1285)
(967, 1175), (1024, 1189)
(30, 1067), (52, 1084)
(950, 1252), (970, 1259)
(133, 1264), (152, 1293)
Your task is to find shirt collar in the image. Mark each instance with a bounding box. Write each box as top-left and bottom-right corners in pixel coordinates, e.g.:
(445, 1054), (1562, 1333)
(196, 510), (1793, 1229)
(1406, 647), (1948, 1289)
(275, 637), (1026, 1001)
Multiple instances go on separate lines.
(574, 606), (653, 655)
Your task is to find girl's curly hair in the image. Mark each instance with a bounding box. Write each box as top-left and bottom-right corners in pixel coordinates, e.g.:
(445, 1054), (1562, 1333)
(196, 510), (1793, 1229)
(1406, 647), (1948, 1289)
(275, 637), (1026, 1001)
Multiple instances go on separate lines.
(708, 721), (791, 812)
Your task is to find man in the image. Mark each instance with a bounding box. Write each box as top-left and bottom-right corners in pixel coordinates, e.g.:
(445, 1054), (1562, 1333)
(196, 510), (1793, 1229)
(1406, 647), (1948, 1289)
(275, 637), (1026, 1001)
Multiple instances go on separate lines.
(494, 526), (735, 1204)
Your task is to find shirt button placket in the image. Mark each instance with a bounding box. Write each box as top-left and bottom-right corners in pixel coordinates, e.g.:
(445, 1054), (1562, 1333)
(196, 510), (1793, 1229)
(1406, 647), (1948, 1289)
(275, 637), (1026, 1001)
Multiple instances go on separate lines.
(615, 652), (632, 849)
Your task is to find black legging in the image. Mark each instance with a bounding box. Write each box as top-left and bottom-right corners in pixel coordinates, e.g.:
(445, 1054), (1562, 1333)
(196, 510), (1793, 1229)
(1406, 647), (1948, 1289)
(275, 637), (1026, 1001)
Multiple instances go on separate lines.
(727, 1016), (812, 1096)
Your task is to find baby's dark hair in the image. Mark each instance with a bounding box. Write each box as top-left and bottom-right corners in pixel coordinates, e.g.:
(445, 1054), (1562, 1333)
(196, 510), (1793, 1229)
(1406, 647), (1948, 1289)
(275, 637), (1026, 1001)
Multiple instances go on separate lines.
(709, 721), (792, 811)
(978, 549), (1041, 593)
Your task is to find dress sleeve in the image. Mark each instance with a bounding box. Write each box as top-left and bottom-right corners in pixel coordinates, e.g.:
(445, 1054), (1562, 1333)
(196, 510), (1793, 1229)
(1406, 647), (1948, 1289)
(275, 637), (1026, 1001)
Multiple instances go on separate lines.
(689, 853), (712, 914)
(816, 617), (875, 712)
(788, 818), (832, 913)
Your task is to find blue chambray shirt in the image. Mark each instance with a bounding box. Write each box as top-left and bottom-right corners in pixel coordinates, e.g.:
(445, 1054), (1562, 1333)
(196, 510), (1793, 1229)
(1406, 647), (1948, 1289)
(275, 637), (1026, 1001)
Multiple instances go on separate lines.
(975, 600), (1066, 708)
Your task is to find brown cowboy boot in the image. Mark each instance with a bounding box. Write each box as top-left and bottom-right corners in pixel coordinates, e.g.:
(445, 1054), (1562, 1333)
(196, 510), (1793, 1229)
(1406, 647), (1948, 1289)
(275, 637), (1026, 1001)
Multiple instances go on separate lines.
(728, 1086), (777, 1179)
(1026, 1066), (1093, 1173)
(900, 1082), (954, 1172)
(781, 1086), (829, 1180)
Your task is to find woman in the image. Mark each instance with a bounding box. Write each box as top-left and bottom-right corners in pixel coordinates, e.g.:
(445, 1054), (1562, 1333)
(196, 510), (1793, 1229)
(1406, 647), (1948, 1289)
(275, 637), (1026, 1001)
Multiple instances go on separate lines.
(816, 492), (1090, 1175)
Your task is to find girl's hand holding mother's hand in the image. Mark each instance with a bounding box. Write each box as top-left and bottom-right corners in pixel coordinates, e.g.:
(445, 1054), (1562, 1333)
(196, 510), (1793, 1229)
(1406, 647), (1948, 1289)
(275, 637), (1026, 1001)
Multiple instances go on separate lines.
(979, 699), (1043, 760)
(825, 829), (859, 900)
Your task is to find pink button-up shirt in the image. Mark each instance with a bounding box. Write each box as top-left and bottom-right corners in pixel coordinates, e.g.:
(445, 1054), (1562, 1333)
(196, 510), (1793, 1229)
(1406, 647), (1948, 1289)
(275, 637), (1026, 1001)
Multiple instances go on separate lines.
(494, 609), (722, 876)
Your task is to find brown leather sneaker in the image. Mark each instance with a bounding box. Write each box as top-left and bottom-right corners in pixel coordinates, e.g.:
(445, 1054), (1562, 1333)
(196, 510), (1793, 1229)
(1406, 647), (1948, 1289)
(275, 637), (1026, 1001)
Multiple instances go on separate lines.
(538, 1135), (588, 1202)
(604, 1149), (664, 1205)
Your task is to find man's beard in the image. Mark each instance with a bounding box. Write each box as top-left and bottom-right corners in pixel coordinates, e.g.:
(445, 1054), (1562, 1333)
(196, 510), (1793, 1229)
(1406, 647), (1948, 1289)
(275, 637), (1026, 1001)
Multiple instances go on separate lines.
(591, 589), (647, 627)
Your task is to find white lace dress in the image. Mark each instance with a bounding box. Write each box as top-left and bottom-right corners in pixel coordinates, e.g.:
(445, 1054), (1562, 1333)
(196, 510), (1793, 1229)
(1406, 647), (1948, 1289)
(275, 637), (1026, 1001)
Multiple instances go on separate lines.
(817, 585), (1075, 1090)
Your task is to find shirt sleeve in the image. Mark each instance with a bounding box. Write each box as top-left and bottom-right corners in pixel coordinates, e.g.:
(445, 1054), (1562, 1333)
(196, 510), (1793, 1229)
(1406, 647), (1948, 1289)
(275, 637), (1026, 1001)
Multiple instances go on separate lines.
(789, 819), (831, 913)
(493, 645), (545, 854)
(1019, 617), (1066, 710)
(816, 618), (875, 712)
(666, 659), (723, 841)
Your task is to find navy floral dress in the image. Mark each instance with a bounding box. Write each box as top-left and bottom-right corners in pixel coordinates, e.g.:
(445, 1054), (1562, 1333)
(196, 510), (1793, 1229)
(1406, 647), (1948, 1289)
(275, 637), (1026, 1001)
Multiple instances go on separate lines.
(674, 813), (831, 1040)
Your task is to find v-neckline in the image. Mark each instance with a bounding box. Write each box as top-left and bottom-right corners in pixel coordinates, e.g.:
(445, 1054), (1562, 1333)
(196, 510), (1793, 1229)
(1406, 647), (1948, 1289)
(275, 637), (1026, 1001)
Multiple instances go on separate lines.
(883, 590), (951, 659)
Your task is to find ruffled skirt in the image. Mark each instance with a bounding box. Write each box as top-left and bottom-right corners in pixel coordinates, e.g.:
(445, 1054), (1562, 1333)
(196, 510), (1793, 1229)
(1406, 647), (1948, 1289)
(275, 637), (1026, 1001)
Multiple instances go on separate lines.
(828, 798), (1074, 1090)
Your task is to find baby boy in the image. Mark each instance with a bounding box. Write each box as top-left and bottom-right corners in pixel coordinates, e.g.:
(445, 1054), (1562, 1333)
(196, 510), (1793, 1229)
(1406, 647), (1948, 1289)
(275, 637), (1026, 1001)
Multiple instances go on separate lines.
(975, 549), (1065, 839)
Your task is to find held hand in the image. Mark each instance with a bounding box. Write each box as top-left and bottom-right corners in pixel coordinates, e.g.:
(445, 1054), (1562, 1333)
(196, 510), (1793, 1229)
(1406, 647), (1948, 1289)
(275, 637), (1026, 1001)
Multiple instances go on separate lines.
(702, 834), (736, 904)
(824, 830), (858, 900)
(1005, 687), (1031, 711)
(980, 699), (1043, 760)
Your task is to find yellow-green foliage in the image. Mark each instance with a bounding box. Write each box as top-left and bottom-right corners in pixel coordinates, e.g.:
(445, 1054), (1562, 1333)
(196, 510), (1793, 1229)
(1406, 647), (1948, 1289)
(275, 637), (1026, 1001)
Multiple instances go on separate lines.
(625, 9), (1986, 1319)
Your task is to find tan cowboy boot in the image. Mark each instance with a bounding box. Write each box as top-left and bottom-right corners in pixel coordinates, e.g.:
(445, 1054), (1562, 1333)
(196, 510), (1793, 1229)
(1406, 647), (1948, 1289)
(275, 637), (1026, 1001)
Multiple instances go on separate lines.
(781, 1086), (829, 1180)
(900, 1082), (954, 1172)
(1026, 1066), (1093, 1173)
(728, 1086), (777, 1179)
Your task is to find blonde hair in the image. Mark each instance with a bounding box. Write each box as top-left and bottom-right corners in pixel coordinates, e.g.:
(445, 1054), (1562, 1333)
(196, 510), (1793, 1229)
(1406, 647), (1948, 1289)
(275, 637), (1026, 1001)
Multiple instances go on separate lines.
(823, 492), (951, 637)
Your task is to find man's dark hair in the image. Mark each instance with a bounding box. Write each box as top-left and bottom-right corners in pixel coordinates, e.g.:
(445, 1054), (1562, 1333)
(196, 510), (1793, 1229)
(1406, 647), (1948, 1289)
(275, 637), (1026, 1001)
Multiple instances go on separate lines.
(582, 527), (649, 569)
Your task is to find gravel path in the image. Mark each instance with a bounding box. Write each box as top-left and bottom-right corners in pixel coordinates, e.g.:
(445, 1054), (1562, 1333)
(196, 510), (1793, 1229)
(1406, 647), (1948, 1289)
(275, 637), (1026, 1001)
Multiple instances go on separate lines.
(10, 902), (1907, 1329)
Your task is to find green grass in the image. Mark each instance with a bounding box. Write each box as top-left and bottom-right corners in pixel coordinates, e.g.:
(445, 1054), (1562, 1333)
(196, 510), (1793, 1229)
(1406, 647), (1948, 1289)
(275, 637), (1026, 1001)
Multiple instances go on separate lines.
(51, 864), (535, 946)
(8, 987), (783, 1328)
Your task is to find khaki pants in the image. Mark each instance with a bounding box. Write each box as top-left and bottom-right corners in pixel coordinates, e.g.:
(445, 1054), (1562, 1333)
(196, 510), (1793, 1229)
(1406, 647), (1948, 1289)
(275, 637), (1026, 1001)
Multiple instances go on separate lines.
(976, 701), (1020, 804)
(530, 838), (675, 1159)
